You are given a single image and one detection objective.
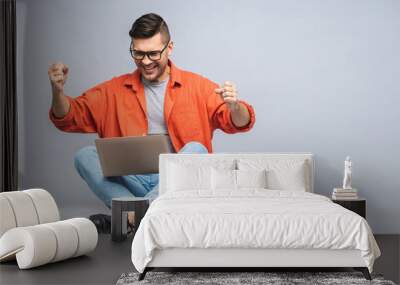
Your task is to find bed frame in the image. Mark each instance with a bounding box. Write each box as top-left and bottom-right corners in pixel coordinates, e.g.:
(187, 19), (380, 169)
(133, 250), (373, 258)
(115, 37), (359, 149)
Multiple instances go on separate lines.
(141, 248), (371, 280)
(138, 153), (372, 281)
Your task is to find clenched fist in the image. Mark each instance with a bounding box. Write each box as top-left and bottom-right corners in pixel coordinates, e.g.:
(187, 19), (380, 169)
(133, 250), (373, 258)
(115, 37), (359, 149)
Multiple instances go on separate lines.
(214, 81), (239, 111)
(48, 62), (69, 94)
(48, 62), (71, 118)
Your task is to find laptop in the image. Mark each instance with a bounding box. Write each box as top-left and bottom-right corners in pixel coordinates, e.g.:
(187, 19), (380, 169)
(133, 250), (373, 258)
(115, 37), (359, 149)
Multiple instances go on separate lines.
(95, 134), (174, 177)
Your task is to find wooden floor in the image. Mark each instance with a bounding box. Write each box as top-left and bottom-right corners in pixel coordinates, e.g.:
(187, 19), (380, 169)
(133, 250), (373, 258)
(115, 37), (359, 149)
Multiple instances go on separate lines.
(0, 234), (398, 285)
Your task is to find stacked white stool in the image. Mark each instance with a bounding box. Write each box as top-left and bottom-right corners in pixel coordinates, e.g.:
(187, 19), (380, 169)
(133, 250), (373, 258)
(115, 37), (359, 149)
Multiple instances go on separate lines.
(0, 189), (98, 269)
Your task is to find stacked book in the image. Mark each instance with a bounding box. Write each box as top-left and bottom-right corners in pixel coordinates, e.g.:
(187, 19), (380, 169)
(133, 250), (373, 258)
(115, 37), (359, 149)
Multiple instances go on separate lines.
(332, 188), (358, 200)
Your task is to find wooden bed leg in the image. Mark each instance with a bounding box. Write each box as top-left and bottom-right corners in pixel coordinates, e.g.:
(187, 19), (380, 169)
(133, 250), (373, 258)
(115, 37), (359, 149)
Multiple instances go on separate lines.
(354, 267), (372, 280)
(138, 268), (148, 281)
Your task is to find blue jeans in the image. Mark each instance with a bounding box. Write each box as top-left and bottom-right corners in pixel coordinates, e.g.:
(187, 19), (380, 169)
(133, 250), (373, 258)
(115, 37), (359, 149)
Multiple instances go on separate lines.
(74, 141), (208, 208)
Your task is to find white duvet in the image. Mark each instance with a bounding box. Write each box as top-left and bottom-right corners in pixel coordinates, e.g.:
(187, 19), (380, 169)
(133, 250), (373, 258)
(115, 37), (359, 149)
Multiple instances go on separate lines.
(131, 190), (380, 273)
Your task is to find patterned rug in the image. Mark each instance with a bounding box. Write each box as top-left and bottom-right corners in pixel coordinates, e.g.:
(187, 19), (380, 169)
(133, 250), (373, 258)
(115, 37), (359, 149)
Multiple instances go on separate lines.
(116, 271), (396, 285)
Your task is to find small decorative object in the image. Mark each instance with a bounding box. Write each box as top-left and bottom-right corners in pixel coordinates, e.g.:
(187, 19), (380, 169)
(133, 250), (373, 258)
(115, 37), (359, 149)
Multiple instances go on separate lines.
(332, 156), (358, 200)
(342, 156), (352, 190)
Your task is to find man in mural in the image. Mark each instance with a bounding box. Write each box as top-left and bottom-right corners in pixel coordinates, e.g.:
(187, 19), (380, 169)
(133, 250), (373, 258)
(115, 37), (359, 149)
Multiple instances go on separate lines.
(48, 13), (255, 231)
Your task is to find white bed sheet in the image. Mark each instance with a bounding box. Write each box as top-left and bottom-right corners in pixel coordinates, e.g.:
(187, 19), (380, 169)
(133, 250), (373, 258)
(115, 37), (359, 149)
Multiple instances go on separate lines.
(131, 190), (380, 273)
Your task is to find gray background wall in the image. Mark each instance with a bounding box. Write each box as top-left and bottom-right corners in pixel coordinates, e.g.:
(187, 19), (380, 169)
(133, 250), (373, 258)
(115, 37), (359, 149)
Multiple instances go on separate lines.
(16, 0), (399, 233)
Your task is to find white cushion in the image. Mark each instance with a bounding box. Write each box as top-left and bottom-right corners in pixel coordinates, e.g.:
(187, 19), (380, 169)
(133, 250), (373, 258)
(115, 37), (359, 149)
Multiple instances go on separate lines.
(0, 218), (97, 269)
(42, 221), (79, 262)
(166, 159), (236, 192)
(211, 168), (268, 190)
(0, 189), (60, 238)
(0, 189), (98, 269)
(167, 162), (211, 191)
(237, 159), (308, 191)
(0, 191), (39, 227)
(24, 189), (60, 223)
(0, 226), (57, 268)
(160, 153), (314, 194)
(236, 169), (268, 188)
(64, 218), (98, 257)
(211, 168), (237, 190)
(0, 196), (17, 237)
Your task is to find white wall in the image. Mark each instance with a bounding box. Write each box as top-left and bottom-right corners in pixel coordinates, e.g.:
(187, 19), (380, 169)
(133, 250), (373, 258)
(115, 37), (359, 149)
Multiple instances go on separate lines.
(17, 0), (400, 233)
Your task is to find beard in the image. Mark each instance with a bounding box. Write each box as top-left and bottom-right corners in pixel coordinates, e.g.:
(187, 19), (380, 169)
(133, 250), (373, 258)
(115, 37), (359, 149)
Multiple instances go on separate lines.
(138, 60), (168, 82)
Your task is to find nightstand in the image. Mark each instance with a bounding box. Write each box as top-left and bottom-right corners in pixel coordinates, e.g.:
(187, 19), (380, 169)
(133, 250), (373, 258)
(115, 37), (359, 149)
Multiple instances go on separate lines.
(111, 197), (149, 242)
(332, 198), (366, 219)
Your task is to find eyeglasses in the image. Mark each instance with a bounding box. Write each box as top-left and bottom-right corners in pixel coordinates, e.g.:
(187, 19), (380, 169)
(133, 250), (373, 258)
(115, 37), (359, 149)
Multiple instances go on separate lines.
(129, 41), (169, 61)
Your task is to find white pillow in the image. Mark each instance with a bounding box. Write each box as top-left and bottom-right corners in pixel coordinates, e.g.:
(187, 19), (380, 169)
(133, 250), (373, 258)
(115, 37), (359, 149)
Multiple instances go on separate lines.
(211, 168), (268, 190)
(166, 158), (236, 192)
(167, 162), (211, 191)
(237, 159), (307, 191)
(236, 169), (267, 188)
(211, 168), (236, 190)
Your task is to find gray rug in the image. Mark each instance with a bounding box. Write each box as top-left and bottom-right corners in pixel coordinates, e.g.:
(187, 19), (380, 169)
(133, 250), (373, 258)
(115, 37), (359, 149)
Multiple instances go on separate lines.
(116, 271), (396, 285)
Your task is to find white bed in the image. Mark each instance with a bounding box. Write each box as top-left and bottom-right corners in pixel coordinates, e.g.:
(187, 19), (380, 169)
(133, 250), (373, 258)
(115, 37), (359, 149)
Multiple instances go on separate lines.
(131, 153), (380, 280)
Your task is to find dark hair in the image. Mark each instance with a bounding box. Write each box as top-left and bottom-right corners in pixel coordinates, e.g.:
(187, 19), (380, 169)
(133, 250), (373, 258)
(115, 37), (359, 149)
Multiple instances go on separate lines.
(129, 13), (170, 43)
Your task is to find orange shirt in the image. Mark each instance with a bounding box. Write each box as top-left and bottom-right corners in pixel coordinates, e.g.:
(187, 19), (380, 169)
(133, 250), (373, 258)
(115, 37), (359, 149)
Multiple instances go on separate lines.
(49, 61), (256, 153)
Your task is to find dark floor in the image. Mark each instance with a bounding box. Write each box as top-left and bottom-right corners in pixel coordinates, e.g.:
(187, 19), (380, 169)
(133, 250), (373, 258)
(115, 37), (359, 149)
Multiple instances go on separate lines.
(0, 234), (398, 285)
(0, 234), (134, 285)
